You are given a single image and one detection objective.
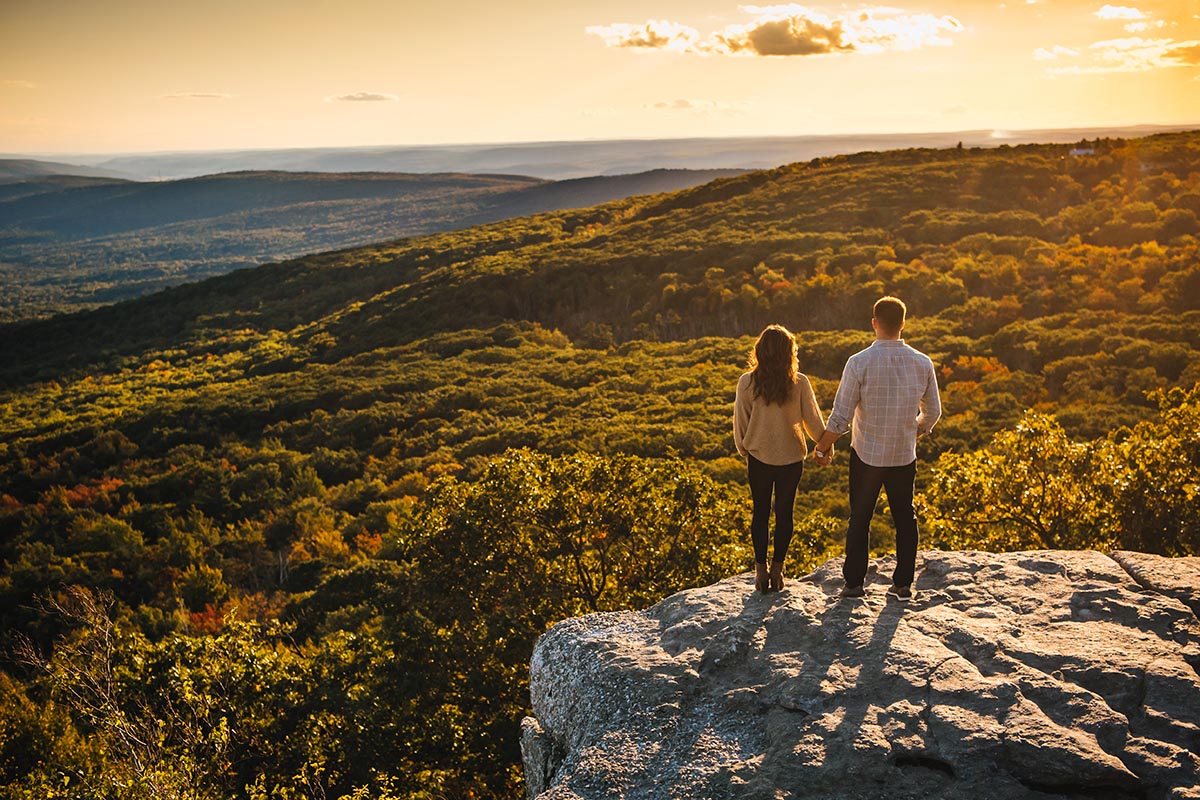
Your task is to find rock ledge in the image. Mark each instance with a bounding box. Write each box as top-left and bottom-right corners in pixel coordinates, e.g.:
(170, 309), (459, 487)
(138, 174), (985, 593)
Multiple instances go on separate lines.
(523, 550), (1200, 800)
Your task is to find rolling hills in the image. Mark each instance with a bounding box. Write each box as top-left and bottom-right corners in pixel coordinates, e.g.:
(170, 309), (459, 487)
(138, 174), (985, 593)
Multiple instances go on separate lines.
(1, 130), (1198, 800)
(0, 167), (744, 321)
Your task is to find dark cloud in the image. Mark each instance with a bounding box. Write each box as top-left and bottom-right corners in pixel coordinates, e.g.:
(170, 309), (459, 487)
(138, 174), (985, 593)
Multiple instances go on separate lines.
(719, 16), (853, 56)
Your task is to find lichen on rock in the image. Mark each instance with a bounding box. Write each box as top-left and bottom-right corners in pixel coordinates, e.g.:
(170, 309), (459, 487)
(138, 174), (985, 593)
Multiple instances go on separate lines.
(522, 549), (1200, 800)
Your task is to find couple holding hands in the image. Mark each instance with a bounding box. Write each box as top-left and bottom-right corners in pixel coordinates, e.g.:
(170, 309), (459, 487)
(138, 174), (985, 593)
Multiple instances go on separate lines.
(733, 296), (942, 601)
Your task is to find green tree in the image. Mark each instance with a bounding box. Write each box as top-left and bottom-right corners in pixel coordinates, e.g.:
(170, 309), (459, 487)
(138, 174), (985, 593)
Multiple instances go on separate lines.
(1109, 386), (1200, 555)
(920, 412), (1117, 551)
(399, 449), (751, 797)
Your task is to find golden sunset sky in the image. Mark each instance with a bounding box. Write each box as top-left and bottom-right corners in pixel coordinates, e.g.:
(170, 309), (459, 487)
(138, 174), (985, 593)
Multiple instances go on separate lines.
(2, 0), (1198, 154)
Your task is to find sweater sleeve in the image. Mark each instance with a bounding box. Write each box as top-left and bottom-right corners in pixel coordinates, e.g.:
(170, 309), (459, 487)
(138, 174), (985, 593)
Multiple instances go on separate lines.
(733, 374), (752, 459)
(797, 374), (827, 444)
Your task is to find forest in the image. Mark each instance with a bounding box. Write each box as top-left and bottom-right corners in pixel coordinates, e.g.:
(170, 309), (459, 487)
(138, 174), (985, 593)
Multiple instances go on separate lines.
(0, 131), (1198, 799)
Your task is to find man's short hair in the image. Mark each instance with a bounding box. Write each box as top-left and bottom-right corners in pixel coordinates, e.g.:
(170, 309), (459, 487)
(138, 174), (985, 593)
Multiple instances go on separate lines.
(873, 296), (907, 334)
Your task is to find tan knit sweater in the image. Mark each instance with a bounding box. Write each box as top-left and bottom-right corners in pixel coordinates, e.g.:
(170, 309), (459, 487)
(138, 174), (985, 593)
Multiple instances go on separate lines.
(733, 371), (828, 466)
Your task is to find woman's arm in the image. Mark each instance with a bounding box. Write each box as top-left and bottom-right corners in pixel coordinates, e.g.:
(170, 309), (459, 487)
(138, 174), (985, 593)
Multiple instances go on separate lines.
(797, 375), (828, 444)
(732, 375), (752, 459)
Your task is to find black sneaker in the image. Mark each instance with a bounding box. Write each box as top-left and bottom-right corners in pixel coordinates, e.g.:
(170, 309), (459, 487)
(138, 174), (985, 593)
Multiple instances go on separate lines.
(887, 584), (913, 602)
(840, 584), (865, 599)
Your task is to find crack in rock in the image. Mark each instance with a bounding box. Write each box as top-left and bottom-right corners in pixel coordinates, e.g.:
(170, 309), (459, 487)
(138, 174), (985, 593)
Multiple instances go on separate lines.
(1108, 551), (1200, 621)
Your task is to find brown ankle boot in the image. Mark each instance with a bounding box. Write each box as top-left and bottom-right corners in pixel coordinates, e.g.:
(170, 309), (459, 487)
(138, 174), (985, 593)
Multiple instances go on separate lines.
(755, 562), (770, 593)
(769, 561), (785, 592)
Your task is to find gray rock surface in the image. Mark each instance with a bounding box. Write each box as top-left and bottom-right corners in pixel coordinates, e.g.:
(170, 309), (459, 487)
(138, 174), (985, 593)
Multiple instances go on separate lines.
(523, 550), (1200, 800)
(1110, 551), (1200, 618)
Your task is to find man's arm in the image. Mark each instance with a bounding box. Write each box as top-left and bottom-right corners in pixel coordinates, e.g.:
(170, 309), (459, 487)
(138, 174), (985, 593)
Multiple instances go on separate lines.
(813, 358), (859, 460)
(916, 359), (942, 437)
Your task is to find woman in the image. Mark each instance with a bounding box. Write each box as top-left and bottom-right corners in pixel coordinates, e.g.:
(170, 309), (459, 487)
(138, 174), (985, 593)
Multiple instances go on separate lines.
(733, 324), (830, 593)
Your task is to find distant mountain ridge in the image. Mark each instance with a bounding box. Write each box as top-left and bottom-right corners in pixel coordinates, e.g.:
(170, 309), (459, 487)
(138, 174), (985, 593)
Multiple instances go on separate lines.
(0, 157), (132, 182)
(29, 123), (1197, 181)
(0, 170), (544, 239)
(0, 167), (746, 321)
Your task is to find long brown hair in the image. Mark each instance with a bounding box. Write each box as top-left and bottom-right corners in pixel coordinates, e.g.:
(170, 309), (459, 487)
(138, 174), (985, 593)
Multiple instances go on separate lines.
(747, 324), (798, 405)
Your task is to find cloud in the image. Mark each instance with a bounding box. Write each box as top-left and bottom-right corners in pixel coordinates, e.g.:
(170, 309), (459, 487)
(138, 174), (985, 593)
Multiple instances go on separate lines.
(329, 91), (399, 102)
(1, 80), (35, 89)
(162, 92), (232, 100)
(942, 104), (968, 115)
(836, 7), (964, 52)
(646, 98), (752, 113)
(587, 5), (962, 57)
(711, 8), (853, 55)
(1040, 5), (1200, 73)
(1167, 41), (1200, 64)
(1095, 5), (1145, 20)
(1045, 36), (1200, 73)
(1033, 44), (1080, 60)
(584, 20), (702, 52)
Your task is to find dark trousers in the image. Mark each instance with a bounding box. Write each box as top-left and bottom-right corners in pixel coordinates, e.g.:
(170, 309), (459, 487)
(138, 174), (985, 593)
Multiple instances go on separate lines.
(843, 448), (918, 588)
(747, 455), (805, 565)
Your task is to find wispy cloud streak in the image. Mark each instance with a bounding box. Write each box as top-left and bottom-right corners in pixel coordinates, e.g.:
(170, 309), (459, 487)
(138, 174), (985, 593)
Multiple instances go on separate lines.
(1046, 36), (1200, 73)
(1033, 44), (1080, 60)
(586, 20), (702, 52)
(328, 92), (399, 102)
(1095, 5), (1145, 20)
(162, 92), (232, 100)
(645, 98), (752, 113)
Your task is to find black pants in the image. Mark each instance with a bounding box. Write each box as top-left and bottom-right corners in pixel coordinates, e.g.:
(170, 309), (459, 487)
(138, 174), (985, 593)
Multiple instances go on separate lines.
(747, 455), (805, 565)
(843, 448), (918, 588)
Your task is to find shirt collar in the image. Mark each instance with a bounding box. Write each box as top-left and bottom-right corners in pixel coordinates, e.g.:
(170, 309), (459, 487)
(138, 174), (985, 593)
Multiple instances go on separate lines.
(871, 338), (906, 346)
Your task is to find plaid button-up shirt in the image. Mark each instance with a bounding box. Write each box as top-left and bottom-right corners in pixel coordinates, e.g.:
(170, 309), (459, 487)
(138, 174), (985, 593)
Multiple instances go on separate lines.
(825, 339), (942, 467)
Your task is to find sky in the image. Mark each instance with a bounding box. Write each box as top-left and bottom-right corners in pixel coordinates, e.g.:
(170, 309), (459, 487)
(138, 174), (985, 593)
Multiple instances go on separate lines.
(1, 0), (1198, 155)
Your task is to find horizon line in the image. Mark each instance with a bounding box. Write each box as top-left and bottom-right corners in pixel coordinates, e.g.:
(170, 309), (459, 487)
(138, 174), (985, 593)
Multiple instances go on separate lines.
(6, 122), (1199, 162)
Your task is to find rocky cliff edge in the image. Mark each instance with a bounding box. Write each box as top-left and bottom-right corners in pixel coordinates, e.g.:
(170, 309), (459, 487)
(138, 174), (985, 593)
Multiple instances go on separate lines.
(522, 550), (1200, 800)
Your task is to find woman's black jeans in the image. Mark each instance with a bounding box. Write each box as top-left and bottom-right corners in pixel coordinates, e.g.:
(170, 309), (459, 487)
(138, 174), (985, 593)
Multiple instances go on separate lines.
(747, 454), (805, 565)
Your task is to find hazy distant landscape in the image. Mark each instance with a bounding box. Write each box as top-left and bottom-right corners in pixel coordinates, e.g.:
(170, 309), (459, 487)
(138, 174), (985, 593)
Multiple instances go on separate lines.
(18, 124), (1194, 181)
(0, 164), (743, 320)
(4, 122), (1194, 322)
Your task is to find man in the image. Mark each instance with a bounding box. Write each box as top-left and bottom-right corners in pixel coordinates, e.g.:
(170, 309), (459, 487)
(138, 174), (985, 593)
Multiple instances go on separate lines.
(812, 296), (941, 601)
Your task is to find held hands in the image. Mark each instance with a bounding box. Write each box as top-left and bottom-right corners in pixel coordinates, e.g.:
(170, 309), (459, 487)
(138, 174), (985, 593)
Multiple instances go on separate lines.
(811, 428), (837, 467)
